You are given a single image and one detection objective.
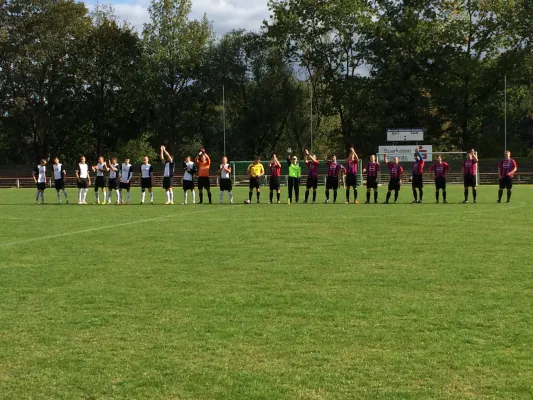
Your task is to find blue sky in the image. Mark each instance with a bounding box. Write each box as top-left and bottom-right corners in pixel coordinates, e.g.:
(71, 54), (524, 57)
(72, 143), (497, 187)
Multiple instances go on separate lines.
(86, 0), (270, 34)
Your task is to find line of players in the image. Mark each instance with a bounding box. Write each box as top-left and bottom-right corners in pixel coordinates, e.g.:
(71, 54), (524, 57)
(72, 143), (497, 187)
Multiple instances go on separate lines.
(32, 146), (518, 205)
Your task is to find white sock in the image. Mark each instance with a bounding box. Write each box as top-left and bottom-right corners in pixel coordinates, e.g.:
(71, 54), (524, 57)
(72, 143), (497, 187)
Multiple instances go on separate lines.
(192, 191), (196, 203)
(83, 189), (88, 202)
(41, 192), (45, 202)
(78, 189), (82, 203)
(103, 191), (107, 203)
(57, 191), (61, 201)
(170, 190), (174, 202)
(220, 192), (224, 203)
(166, 191), (170, 202)
(150, 192), (154, 202)
(127, 191), (131, 202)
(62, 190), (68, 199)
(184, 191), (188, 204)
(229, 192), (233, 203)
(96, 192), (100, 203)
(117, 190), (121, 203)
(141, 192), (146, 203)
(108, 191), (113, 203)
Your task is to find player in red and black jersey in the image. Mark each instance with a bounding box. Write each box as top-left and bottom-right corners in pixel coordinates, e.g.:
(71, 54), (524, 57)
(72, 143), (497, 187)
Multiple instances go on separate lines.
(461, 149), (478, 203)
(269, 154), (282, 204)
(429, 155), (450, 203)
(345, 147), (359, 204)
(324, 155), (342, 203)
(384, 154), (403, 204)
(304, 149), (319, 203)
(411, 148), (425, 203)
(498, 151), (518, 203)
(363, 155), (380, 204)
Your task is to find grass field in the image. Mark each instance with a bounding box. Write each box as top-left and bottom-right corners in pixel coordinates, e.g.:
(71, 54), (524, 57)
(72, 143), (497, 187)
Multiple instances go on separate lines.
(1, 186), (532, 399)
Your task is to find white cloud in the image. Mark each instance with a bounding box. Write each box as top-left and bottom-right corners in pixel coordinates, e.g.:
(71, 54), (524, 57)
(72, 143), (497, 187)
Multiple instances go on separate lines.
(86, 0), (270, 34)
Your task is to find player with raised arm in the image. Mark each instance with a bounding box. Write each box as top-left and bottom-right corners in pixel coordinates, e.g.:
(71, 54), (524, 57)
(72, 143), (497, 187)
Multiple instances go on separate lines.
(118, 157), (133, 205)
(363, 155), (380, 204)
(269, 154), (282, 204)
(325, 154), (341, 203)
(384, 154), (403, 204)
(286, 150), (302, 204)
(161, 146), (175, 205)
(93, 156), (108, 204)
(182, 156), (196, 205)
(219, 156), (233, 204)
(498, 151), (518, 203)
(429, 155), (450, 203)
(33, 159), (47, 204)
(303, 149), (319, 204)
(345, 147), (359, 204)
(195, 149), (212, 204)
(75, 156), (91, 205)
(52, 157), (68, 204)
(140, 156), (154, 204)
(247, 156), (265, 203)
(461, 149), (478, 203)
(107, 157), (120, 204)
(411, 147), (425, 203)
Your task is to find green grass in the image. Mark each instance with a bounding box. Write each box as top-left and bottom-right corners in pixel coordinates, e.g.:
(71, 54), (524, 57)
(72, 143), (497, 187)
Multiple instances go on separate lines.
(1, 185), (532, 399)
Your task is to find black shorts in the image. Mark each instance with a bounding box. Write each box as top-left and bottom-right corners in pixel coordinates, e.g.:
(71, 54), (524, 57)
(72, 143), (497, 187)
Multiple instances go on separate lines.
(163, 177), (173, 190)
(108, 178), (118, 190)
(464, 175), (477, 187)
(141, 178), (152, 189)
(54, 179), (64, 190)
(95, 176), (106, 190)
(499, 176), (513, 190)
(306, 177), (318, 189)
(183, 179), (194, 191)
(435, 177), (446, 190)
(36, 182), (46, 191)
(326, 176), (339, 190)
(388, 178), (401, 191)
(411, 175), (423, 188)
(269, 176), (280, 191)
(346, 173), (357, 187)
(249, 177), (260, 189)
(366, 176), (378, 189)
(77, 178), (88, 189)
(198, 177), (210, 190)
(119, 182), (130, 191)
(220, 178), (232, 191)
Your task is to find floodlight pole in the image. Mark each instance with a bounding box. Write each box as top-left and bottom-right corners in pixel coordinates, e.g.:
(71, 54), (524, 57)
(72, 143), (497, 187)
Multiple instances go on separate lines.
(504, 75), (507, 151)
(223, 85), (226, 156)
(310, 83), (313, 153)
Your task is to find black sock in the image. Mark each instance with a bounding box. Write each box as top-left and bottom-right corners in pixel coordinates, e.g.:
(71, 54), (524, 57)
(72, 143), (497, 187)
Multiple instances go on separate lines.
(199, 192), (203, 203)
(436, 191), (439, 201)
(413, 189), (418, 201)
(386, 192), (391, 203)
(249, 191), (252, 201)
(354, 188), (357, 200)
(394, 190), (399, 201)
(498, 189), (503, 201)
(208, 192), (212, 203)
(257, 192), (260, 202)
(374, 191), (378, 202)
(277, 192), (280, 202)
(270, 191), (273, 203)
(326, 190), (330, 200)
(305, 190), (309, 202)
(346, 189), (350, 202)
(333, 190), (337, 202)
(419, 189), (423, 201)
(464, 189), (468, 201)
(443, 191), (447, 201)
(366, 192), (370, 202)
(312, 191), (316, 202)
(473, 189), (477, 201)
(507, 189), (511, 202)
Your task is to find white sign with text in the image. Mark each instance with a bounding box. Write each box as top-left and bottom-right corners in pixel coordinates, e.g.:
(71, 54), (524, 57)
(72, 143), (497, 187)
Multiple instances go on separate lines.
(387, 128), (424, 142)
(378, 145), (433, 162)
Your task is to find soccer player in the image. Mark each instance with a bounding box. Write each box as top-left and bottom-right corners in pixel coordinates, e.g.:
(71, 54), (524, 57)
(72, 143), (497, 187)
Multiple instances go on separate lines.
(52, 157), (68, 204)
(140, 156), (154, 204)
(286, 151), (302, 203)
(75, 156), (91, 205)
(303, 149), (319, 203)
(219, 156), (233, 204)
(32, 159), (47, 204)
(429, 155), (450, 203)
(269, 154), (281, 204)
(93, 156), (108, 204)
(461, 149), (478, 203)
(195, 149), (212, 204)
(363, 155), (380, 204)
(107, 157), (120, 204)
(182, 156), (196, 205)
(345, 147), (359, 204)
(325, 154), (341, 203)
(161, 146), (175, 205)
(247, 156), (265, 203)
(118, 157), (133, 205)
(498, 150), (518, 203)
(411, 148), (425, 203)
(384, 154), (403, 204)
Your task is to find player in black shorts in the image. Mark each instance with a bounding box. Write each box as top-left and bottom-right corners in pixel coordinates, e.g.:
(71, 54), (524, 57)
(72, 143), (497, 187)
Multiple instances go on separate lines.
(33, 159), (47, 204)
(269, 154), (281, 204)
(161, 146), (175, 204)
(93, 156), (108, 204)
(498, 151), (518, 203)
(219, 156), (233, 204)
(363, 155), (380, 204)
(303, 150), (319, 203)
(107, 157), (120, 204)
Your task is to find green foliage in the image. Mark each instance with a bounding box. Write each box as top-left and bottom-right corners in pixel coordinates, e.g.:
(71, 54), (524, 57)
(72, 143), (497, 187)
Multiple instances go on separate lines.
(116, 133), (158, 164)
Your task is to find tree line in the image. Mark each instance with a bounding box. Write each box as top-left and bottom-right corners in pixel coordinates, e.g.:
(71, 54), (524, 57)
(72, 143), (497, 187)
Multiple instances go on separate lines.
(1, 0), (533, 165)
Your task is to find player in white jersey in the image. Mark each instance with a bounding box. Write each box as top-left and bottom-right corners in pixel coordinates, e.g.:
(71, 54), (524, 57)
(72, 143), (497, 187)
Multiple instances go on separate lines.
(107, 157), (120, 204)
(140, 156), (154, 204)
(182, 156), (196, 204)
(75, 156), (91, 204)
(118, 157), (133, 204)
(219, 156), (233, 204)
(32, 159), (47, 204)
(92, 156), (108, 204)
(52, 157), (69, 204)
(160, 146), (175, 205)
